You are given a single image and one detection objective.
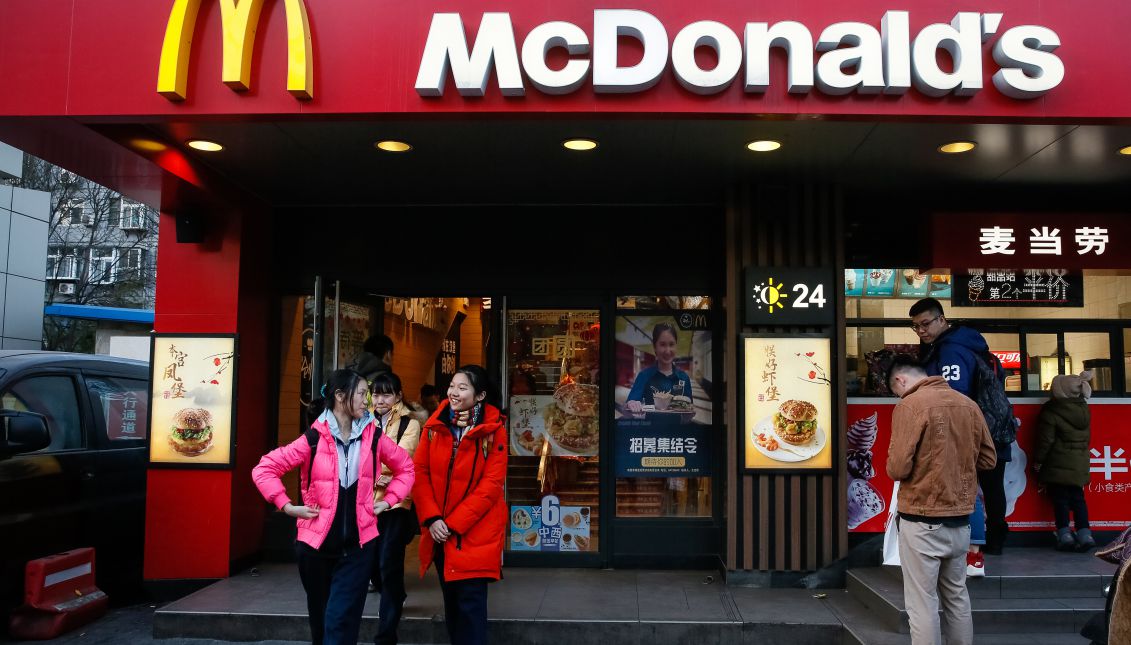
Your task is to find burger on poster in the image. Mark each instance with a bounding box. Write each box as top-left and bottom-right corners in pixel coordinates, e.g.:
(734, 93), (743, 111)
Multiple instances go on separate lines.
(772, 399), (818, 445)
(168, 408), (214, 456)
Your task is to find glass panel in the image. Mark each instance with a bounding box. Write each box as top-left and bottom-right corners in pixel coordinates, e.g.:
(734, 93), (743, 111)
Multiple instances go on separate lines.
(984, 333), (1022, 392)
(1, 377), (82, 451)
(86, 376), (149, 441)
(615, 296), (711, 310)
(614, 309), (713, 517)
(1065, 332), (1113, 393)
(506, 309), (600, 553)
(1025, 333), (1060, 392)
(1125, 329), (1131, 394)
(847, 326), (920, 396)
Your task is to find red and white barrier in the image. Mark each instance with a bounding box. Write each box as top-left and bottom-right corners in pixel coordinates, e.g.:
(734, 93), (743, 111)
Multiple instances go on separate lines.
(8, 548), (109, 640)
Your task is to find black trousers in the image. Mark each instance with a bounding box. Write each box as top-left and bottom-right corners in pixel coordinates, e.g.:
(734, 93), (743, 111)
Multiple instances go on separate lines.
(371, 508), (417, 645)
(1048, 483), (1090, 530)
(435, 549), (489, 645)
(297, 539), (376, 645)
(978, 457), (1009, 553)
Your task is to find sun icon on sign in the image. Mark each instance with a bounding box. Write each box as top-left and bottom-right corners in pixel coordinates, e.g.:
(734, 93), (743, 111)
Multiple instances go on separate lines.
(752, 278), (788, 313)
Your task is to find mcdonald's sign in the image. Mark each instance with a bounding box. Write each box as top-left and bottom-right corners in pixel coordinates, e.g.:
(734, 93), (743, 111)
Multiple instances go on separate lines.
(157, 0), (313, 101)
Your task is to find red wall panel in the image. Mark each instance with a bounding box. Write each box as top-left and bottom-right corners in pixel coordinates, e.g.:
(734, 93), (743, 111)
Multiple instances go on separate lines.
(143, 469), (232, 579)
(1, 0), (1131, 119)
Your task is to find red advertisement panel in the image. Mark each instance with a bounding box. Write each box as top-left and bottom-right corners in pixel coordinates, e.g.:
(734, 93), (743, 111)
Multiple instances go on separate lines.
(848, 401), (1131, 533)
(930, 213), (1127, 271)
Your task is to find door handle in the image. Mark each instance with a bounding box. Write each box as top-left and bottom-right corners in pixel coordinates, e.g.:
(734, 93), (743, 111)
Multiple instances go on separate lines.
(81, 471), (95, 481)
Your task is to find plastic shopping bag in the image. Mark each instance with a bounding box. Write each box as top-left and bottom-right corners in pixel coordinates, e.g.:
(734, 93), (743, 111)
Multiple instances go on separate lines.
(882, 481), (901, 566)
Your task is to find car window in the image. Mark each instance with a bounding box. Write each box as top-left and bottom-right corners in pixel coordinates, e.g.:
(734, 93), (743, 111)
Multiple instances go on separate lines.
(85, 376), (149, 443)
(1, 376), (83, 451)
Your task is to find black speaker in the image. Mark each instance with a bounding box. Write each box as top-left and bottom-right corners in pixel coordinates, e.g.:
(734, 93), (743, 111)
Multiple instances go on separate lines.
(175, 212), (205, 243)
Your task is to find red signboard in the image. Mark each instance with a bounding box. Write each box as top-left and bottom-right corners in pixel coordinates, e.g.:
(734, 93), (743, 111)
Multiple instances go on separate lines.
(848, 401), (1131, 533)
(930, 213), (1127, 271)
(2, 1), (1131, 119)
(992, 351), (1021, 369)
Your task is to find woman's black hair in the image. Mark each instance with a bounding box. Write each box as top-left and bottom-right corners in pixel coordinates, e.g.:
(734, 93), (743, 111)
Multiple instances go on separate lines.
(307, 369), (365, 419)
(453, 364), (499, 408)
(652, 322), (679, 345)
(370, 371), (403, 397)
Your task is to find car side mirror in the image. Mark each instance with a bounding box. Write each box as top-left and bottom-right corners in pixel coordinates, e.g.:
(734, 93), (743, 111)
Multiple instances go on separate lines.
(0, 410), (50, 458)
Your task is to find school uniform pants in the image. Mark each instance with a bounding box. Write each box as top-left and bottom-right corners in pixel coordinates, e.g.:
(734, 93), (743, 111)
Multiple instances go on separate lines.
(371, 508), (417, 645)
(897, 518), (973, 645)
(297, 540), (376, 645)
(1048, 483), (1090, 530)
(978, 452), (1009, 553)
(435, 549), (490, 645)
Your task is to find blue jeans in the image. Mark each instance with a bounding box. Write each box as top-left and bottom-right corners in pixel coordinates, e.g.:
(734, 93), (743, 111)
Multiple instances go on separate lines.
(969, 493), (986, 546)
(297, 539), (376, 645)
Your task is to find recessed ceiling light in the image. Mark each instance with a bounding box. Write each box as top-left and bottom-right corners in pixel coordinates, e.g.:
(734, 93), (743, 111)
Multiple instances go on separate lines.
(938, 141), (976, 154)
(375, 140), (412, 152)
(186, 139), (223, 152)
(1119, 145), (1131, 156)
(563, 139), (598, 151)
(746, 140), (782, 152)
(129, 139), (167, 152)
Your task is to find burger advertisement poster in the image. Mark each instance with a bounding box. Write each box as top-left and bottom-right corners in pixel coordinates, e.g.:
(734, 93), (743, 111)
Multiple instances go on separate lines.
(742, 335), (833, 472)
(148, 334), (237, 468)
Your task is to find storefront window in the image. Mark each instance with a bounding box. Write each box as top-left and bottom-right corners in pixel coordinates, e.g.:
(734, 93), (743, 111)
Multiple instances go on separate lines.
(1025, 333), (1060, 391)
(1065, 332), (1113, 392)
(505, 310), (599, 553)
(614, 303), (713, 517)
(846, 326), (919, 396)
(983, 333), (1022, 392)
(1124, 329), (1131, 394)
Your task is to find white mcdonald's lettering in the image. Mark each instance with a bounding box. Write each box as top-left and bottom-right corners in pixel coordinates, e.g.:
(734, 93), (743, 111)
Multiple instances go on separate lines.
(157, 0), (313, 101)
(415, 10), (1063, 100)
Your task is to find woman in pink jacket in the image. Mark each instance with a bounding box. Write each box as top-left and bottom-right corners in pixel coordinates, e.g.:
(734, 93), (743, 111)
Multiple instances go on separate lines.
(253, 369), (414, 645)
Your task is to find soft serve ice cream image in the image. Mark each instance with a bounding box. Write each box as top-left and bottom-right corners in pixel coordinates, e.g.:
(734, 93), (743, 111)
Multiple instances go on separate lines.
(846, 412), (885, 529)
(968, 274), (986, 301)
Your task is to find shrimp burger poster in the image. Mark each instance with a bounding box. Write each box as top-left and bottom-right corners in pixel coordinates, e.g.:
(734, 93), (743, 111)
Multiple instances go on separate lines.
(743, 336), (833, 471)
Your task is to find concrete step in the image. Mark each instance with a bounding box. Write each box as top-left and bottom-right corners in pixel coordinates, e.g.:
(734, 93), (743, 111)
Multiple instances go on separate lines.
(847, 567), (1106, 635)
(825, 589), (1098, 645)
(153, 564), (844, 645)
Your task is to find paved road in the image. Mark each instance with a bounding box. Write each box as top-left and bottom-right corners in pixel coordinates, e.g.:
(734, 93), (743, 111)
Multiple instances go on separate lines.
(4, 603), (306, 645)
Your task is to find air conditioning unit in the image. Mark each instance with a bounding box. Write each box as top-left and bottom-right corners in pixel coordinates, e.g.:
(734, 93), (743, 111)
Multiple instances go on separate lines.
(57, 283), (75, 295)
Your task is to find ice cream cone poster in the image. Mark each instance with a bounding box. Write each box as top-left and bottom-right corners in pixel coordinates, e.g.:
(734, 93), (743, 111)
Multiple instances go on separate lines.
(743, 335), (833, 471)
(148, 334), (238, 468)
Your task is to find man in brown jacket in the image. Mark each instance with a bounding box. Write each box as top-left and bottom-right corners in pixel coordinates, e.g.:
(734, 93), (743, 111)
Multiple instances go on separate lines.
(887, 356), (997, 645)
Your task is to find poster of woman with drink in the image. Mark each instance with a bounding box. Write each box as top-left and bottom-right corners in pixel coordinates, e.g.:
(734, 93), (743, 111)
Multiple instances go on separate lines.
(615, 314), (712, 425)
(743, 336), (833, 471)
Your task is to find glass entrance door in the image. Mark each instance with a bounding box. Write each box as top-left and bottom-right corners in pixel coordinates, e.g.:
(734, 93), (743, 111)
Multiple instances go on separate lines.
(503, 307), (602, 564)
(610, 296), (721, 567)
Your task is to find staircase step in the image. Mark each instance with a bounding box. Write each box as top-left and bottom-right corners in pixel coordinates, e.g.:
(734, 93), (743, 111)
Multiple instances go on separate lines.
(827, 589), (1100, 645)
(846, 568), (1105, 634)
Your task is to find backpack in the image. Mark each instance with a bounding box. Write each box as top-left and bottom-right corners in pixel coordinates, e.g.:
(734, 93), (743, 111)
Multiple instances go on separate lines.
(972, 350), (1017, 445)
(303, 416), (410, 492)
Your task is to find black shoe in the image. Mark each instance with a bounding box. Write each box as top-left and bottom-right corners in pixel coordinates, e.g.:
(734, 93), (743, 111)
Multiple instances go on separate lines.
(983, 544), (1003, 556)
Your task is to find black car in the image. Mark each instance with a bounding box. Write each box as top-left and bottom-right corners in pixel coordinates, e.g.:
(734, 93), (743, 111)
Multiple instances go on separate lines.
(0, 351), (148, 629)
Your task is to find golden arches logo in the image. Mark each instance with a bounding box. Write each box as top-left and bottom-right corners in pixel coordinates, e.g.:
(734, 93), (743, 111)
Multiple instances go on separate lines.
(157, 0), (314, 101)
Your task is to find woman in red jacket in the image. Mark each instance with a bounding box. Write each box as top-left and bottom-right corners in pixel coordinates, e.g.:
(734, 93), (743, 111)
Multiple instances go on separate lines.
(413, 365), (507, 645)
